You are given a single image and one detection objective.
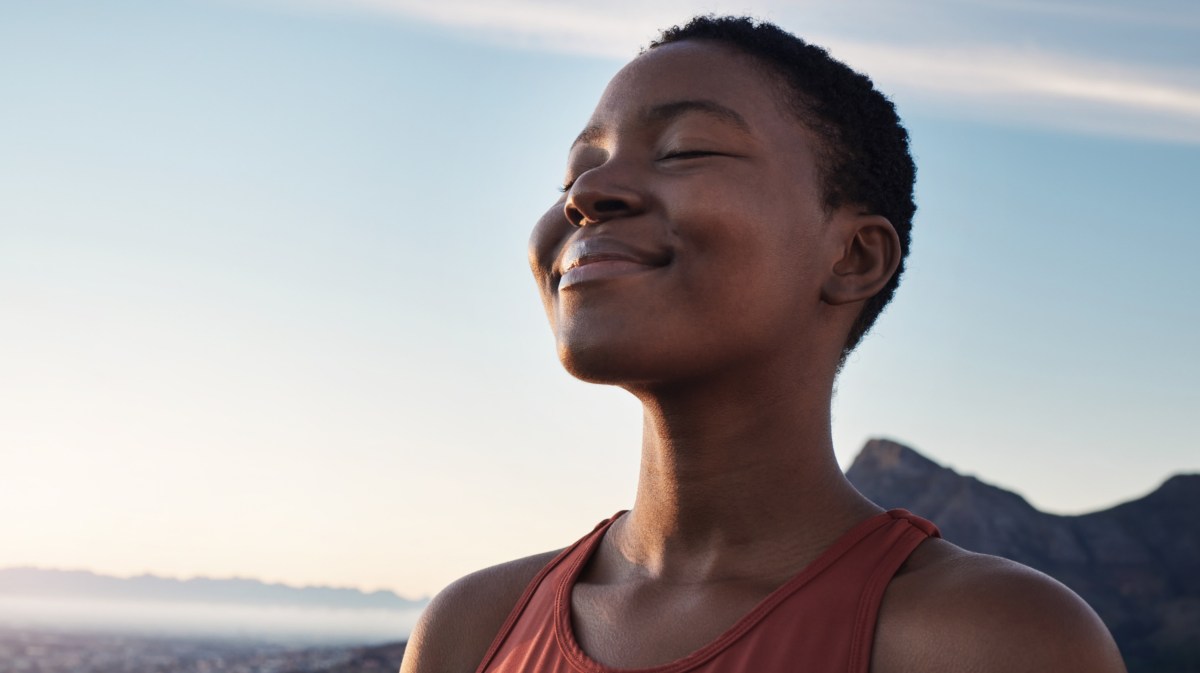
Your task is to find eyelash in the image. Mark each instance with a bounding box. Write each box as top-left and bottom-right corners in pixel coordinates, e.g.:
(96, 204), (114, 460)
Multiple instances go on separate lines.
(558, 151), (718, 192)
(661, 150), (717, 160)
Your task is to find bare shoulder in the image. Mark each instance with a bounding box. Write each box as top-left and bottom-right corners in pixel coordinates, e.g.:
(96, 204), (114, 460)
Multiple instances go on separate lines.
(872, 538), (1126, 673)
(399, 549), (562, 673)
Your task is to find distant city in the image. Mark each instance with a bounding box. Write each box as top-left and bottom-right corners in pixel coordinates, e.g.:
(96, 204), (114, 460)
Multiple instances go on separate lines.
(0, 630), (406, 673)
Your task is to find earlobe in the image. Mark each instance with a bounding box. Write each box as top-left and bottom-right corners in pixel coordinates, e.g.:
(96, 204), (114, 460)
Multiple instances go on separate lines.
(820, 213), (901, 306)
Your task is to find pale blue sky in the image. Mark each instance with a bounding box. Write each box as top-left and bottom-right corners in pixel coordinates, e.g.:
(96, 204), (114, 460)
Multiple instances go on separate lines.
(1, 0), (1197, 598)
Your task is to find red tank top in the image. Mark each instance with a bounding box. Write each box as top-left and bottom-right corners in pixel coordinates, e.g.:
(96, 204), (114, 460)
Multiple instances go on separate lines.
(476, 509), (939, 673)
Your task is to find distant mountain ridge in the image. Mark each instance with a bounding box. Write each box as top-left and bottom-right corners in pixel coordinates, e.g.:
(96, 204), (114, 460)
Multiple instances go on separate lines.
(0, 568), (426, 611)
(846, 438), (1199, 673)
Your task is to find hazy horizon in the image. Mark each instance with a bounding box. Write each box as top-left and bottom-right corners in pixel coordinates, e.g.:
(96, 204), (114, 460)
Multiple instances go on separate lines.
(0, 567), (427, 644)
(0, 596), (420, 645)
(0, 565), (429, 602)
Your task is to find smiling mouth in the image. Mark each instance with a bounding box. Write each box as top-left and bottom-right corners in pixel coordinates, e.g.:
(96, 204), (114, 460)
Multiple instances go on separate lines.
(558, 254), (668, 290)
(555, 236), (673, 291)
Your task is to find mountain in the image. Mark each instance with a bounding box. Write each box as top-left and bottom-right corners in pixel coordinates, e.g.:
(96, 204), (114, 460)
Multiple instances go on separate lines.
(0, 568), (426, 611)
(846, 438), (1200, 673)
(0, 569), (427, 644)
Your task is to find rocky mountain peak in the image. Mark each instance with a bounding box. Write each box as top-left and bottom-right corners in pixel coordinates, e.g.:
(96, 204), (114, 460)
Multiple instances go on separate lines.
(844, 439), (1198, 672)
(848, 437), (943, 477)
(1146, 473), (1200, 503)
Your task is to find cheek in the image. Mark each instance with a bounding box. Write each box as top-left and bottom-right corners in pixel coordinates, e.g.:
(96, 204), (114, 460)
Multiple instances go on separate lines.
(673, 192), (823, 330)
(677, 190), (803, 283)
(528, 206), (571, 318)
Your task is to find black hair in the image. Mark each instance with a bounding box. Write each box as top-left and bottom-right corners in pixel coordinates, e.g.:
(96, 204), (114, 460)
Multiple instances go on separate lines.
(649, 16), (917, 361)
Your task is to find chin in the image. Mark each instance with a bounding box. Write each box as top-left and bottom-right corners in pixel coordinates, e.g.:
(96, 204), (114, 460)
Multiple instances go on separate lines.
(556, 334), (672, 386)
(555, 327), (719, 389)
(558, 342), (642, 385)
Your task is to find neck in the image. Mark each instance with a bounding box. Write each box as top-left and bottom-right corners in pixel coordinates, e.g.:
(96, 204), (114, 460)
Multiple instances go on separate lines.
(613, 365), (878, 582)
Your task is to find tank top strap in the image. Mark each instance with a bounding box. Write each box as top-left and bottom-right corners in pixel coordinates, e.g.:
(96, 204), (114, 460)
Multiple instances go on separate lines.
(846, 509), (941, 673)
(474, 512), (625, 673)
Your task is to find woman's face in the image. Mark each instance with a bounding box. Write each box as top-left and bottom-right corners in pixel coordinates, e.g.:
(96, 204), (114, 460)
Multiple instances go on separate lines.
(529, 40), (843, 387)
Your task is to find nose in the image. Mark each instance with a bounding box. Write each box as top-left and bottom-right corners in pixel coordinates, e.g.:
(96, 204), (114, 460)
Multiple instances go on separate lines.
(563, 167), (646, 227)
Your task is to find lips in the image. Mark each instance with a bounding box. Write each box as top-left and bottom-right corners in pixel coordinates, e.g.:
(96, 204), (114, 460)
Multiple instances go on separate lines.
(557, 238), (671, 290)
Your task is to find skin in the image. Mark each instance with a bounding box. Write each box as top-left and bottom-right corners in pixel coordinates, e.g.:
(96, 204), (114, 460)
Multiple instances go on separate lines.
(401, 40), (1127, 673)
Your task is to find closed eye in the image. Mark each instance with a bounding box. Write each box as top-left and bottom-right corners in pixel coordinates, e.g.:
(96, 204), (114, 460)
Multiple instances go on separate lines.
(659, 150), (720, 161)
(559, 150), (723, 191)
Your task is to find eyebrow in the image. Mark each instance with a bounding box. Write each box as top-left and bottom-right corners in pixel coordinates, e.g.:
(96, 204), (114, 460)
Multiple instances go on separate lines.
(571, 99), (752, 149)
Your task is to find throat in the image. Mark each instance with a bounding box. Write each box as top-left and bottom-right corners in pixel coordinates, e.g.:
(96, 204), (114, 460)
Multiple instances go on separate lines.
(619, 447), (873, 583)
(569, 543), (794, 668)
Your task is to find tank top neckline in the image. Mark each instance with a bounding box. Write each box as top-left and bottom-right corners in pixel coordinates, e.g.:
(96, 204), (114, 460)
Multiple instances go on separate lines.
(551, 509), (910, 673)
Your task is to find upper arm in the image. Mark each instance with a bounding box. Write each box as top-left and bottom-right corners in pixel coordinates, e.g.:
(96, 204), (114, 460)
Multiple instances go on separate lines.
(873, 542), (1127, 673)
(400, 550), (561, 673)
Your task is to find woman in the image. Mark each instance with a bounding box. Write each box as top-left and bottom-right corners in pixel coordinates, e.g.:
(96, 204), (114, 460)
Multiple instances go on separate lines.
(402, 16), (1125, 673)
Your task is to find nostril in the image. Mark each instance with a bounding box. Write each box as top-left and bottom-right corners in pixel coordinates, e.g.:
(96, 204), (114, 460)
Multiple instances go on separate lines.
(593, 199), (628, 214)
(564, 203), (586, 227)
(565, 198), (630, 227)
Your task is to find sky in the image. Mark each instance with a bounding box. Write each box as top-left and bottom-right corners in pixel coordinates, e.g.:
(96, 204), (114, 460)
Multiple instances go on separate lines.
(1, 0), (1197, 600)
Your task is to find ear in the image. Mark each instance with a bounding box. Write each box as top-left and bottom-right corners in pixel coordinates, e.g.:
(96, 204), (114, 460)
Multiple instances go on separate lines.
(820, 211), (901, 306)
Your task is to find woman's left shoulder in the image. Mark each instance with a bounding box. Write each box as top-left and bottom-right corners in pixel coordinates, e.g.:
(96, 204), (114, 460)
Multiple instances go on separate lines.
(870, 537), (1127, 673)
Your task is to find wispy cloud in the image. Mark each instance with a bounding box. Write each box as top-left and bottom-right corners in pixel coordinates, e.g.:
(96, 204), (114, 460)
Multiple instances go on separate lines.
(281, 0), (682, 57)
(824, 40), (1200, 144)
(274, 0), (1200, 143)
(951, 0), (1200, 30)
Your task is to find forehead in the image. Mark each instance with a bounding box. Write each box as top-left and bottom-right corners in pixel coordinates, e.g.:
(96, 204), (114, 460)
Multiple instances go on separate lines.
(584, 40), (802, 143)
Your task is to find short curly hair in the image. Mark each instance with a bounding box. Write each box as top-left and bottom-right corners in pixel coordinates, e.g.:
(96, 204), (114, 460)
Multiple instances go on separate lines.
(649, 16), (917, 361)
